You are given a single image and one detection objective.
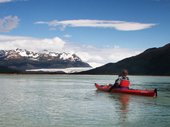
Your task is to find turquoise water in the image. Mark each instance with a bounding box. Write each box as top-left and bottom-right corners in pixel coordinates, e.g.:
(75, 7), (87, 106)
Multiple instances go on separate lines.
(0, 75), (170, 127)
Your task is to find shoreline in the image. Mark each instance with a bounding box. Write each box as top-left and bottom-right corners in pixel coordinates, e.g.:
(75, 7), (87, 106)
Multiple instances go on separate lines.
(0, 73), (170, 77)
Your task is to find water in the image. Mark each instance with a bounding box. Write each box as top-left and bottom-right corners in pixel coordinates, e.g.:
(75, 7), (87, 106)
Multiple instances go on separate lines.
(0, 75), (170, 127)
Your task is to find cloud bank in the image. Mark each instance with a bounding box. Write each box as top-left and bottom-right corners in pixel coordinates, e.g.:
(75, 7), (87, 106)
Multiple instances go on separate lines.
(0, 35), (65, 52)
(63, 44), (142, 67)
(0, 15), (20, 32)
(35, 19), (157, 31)
(0, 35), (142, 67)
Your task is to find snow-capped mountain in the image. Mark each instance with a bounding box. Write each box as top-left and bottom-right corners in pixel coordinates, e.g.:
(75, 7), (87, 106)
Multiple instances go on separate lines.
(0, 48), (82, 62)
(0, 49), (91, 70)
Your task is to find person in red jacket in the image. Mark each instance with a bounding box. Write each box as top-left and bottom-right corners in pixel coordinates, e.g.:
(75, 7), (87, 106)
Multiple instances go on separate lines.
(109, 70), (130, 92)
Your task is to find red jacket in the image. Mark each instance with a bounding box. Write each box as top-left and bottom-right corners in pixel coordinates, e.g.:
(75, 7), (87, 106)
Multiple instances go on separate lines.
(120, 80), (130, 88)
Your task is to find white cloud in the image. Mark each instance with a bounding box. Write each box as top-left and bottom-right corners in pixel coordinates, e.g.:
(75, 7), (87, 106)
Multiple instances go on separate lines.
(114, 45), (120, 49)
(0, 35), (143, 68)
(0, 15), (20, 32)
(103, 45), (110, 48)
(35, 19), (157, 31)
(0, 35), (65, 52)
(0, 35), (36, 41)
(63, 34), (72, 38)
(62, 43), (143, 68)
(75, 52), (103, 62)
(0, 0), (27, 3)
(0, 0), (11, 3)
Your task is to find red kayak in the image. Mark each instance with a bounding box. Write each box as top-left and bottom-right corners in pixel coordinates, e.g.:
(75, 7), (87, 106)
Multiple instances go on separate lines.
(95, 83), (157, 97)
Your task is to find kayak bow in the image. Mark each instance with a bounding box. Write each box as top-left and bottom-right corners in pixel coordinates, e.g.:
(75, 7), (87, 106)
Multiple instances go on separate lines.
(95, 83), (157, 97)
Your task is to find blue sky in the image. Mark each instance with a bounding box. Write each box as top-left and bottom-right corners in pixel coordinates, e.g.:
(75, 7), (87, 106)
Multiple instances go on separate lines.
(0, 0), (170, 67)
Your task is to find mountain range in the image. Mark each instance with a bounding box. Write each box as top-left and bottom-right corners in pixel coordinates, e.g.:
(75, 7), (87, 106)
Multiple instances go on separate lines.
(78, 43), (170, 76)
(0, 49), (91, 70)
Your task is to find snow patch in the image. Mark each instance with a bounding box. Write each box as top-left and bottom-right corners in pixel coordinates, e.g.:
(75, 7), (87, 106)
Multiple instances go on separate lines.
(59, 52), (75, 61)
(49, 52), (58, 57)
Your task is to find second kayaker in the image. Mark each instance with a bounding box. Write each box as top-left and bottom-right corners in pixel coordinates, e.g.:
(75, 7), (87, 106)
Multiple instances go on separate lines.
(109, 70), (130, 92)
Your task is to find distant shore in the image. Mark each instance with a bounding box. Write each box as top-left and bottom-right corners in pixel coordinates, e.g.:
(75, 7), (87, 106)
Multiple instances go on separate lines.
(1, 73), (170, 77)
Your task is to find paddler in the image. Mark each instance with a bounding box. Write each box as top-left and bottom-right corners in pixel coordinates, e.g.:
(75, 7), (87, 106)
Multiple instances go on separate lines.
(109, 69), (130, 92)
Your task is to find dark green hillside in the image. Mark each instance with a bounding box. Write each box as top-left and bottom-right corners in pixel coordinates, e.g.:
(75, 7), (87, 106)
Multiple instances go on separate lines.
(78, 43), (170, 76)
(0, 66), (22, 73)
(0, 59), (90, 70)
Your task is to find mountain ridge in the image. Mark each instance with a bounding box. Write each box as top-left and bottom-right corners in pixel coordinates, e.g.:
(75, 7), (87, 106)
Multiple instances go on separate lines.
(78, 43), (170, 76)
(0, 49), (91, 70)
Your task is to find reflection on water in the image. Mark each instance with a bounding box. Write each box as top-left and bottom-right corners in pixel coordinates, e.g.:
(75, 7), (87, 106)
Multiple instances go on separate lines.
(96, 87), (170, 126)
(104, 92), (130, 122)
(1, 75), (170, 127)
(119, 94), (130, 122)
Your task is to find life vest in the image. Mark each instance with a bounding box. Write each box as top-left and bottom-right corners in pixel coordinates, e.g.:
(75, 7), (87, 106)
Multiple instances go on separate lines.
(119, 77), (130, 88)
